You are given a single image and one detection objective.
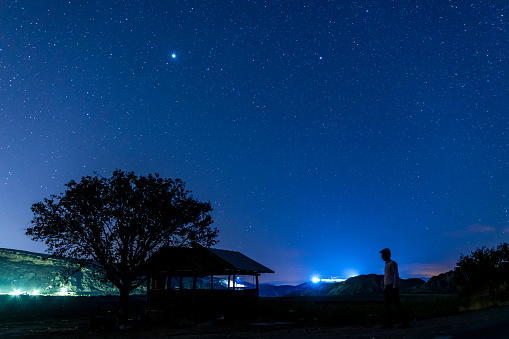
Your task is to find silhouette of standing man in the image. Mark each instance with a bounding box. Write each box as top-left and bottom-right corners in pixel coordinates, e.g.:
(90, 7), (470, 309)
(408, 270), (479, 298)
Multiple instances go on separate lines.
(380, 248), (410, 329)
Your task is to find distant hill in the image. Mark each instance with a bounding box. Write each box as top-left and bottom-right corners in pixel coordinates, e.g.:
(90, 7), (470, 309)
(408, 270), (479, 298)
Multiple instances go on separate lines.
(260, 272), (456, 297)
(259, 282), (329, 297)
(0, 247), (455, 298)
(410, 270), (456, 294)
(327, 274), (431, 296)
(0, 248), (144, 296)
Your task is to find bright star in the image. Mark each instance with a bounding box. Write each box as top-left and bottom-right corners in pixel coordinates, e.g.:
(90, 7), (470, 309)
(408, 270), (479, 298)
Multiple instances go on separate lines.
(171, 53), (177, 59)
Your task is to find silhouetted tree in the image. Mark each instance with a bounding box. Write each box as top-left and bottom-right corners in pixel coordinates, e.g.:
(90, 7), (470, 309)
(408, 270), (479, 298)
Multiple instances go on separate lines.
(26, 170), (218, 323)
(454, 243), (509, 298)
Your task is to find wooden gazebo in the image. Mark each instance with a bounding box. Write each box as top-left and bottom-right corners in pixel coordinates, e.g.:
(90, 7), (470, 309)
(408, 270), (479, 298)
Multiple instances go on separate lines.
(144, 243), (274, 316)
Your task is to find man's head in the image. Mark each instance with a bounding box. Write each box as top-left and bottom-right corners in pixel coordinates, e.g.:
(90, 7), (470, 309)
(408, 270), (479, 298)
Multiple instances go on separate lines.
(380, 248), (391, 261)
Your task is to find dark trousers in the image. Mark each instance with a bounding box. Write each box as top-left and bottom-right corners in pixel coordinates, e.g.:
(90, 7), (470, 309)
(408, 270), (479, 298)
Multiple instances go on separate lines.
(384, 285), (408, 325)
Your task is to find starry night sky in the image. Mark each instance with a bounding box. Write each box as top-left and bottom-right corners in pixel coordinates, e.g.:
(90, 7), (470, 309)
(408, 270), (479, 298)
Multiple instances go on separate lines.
(1, 1), (508, 284)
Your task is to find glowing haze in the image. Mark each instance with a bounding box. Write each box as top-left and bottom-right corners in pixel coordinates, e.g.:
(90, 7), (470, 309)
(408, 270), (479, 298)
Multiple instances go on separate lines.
(1, 1), (508, 285)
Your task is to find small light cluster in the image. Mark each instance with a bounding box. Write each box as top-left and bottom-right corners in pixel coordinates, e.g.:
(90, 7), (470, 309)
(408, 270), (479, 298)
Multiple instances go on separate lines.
(8, 289), (39, 296)
(312, 276), (347, 284)
(6, 287), (75, 296)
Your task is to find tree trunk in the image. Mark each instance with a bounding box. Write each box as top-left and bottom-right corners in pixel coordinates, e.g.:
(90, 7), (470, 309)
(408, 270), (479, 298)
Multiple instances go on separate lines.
(118, 286), (130, 326)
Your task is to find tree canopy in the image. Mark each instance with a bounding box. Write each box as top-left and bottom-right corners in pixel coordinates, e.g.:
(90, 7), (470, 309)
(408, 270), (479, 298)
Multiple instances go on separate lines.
(26, 170), (218, 321)
(454, 242), (509, 297)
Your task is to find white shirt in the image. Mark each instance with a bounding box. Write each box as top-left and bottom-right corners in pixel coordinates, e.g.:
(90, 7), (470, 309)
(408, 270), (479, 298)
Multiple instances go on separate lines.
(384, 259), (400, 288)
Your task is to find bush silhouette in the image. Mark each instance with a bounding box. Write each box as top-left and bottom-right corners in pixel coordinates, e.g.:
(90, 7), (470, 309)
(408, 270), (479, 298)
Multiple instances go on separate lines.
(454, 243), (509, 300)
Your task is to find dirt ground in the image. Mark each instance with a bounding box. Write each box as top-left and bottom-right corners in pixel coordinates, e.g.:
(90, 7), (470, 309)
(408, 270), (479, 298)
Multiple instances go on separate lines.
(1, 298), (509, 338)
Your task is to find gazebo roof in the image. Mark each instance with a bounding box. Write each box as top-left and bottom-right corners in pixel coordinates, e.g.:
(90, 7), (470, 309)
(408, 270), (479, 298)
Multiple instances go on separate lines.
(207, 247), (274, 274)
(145, 243), (274, 276)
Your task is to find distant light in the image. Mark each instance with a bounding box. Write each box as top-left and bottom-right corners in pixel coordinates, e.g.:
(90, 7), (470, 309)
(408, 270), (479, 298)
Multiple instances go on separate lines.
(228, 281), (246, 288)
(312, 276), (347, 283)
(32, 290), (40, 295)
(10, 289), (21, 296)
(320, 277), (346, 283)
(171, 53), (177, 59)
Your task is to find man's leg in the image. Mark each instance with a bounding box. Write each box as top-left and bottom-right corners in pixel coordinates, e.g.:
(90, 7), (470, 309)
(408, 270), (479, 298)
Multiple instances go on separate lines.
(392, 287), (410, 327)
(383, 285), (394, 328)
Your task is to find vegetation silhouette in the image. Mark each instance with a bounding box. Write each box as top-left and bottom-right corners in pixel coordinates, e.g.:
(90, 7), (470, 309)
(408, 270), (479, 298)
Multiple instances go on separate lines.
(454, 242), (509, 302)
(26, 170), (218, 324)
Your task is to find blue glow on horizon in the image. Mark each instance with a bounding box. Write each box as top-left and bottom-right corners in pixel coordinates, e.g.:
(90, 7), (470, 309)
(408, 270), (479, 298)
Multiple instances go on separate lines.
(312, 276), (348, 283)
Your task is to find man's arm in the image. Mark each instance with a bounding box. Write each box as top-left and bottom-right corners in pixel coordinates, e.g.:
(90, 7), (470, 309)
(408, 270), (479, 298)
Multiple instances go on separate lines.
(393, 261), (400, 288)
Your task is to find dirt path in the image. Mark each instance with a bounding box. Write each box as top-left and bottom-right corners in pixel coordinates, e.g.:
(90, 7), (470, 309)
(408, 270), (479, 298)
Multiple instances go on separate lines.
(220, 305), (509, 339)
(1, 305), (509, 338)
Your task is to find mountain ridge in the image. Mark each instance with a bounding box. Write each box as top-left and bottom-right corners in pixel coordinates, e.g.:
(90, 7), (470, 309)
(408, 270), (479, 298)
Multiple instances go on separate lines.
(0, 247), (455, 297)
(260, 272), (455, 297)
(0, 247), (145, 295)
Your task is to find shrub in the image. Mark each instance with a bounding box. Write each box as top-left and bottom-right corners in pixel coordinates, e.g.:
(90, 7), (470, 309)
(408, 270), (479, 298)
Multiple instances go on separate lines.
(454, 243), (509, 301)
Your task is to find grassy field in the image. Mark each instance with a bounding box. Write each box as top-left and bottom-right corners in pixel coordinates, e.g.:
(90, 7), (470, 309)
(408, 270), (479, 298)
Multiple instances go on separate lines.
(1, 294), (508, 338)
(0, 293), (471, 332)
(252, 294), (461, 327)
(0, 295), (146, 323)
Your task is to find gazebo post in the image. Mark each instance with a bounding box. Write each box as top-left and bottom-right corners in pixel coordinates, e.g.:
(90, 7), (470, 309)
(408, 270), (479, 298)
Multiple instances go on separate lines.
(256, 275), (259, 298)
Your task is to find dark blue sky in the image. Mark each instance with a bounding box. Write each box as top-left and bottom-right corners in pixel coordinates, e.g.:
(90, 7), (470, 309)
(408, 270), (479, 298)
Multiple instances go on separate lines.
(1, 1), (508, 284)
